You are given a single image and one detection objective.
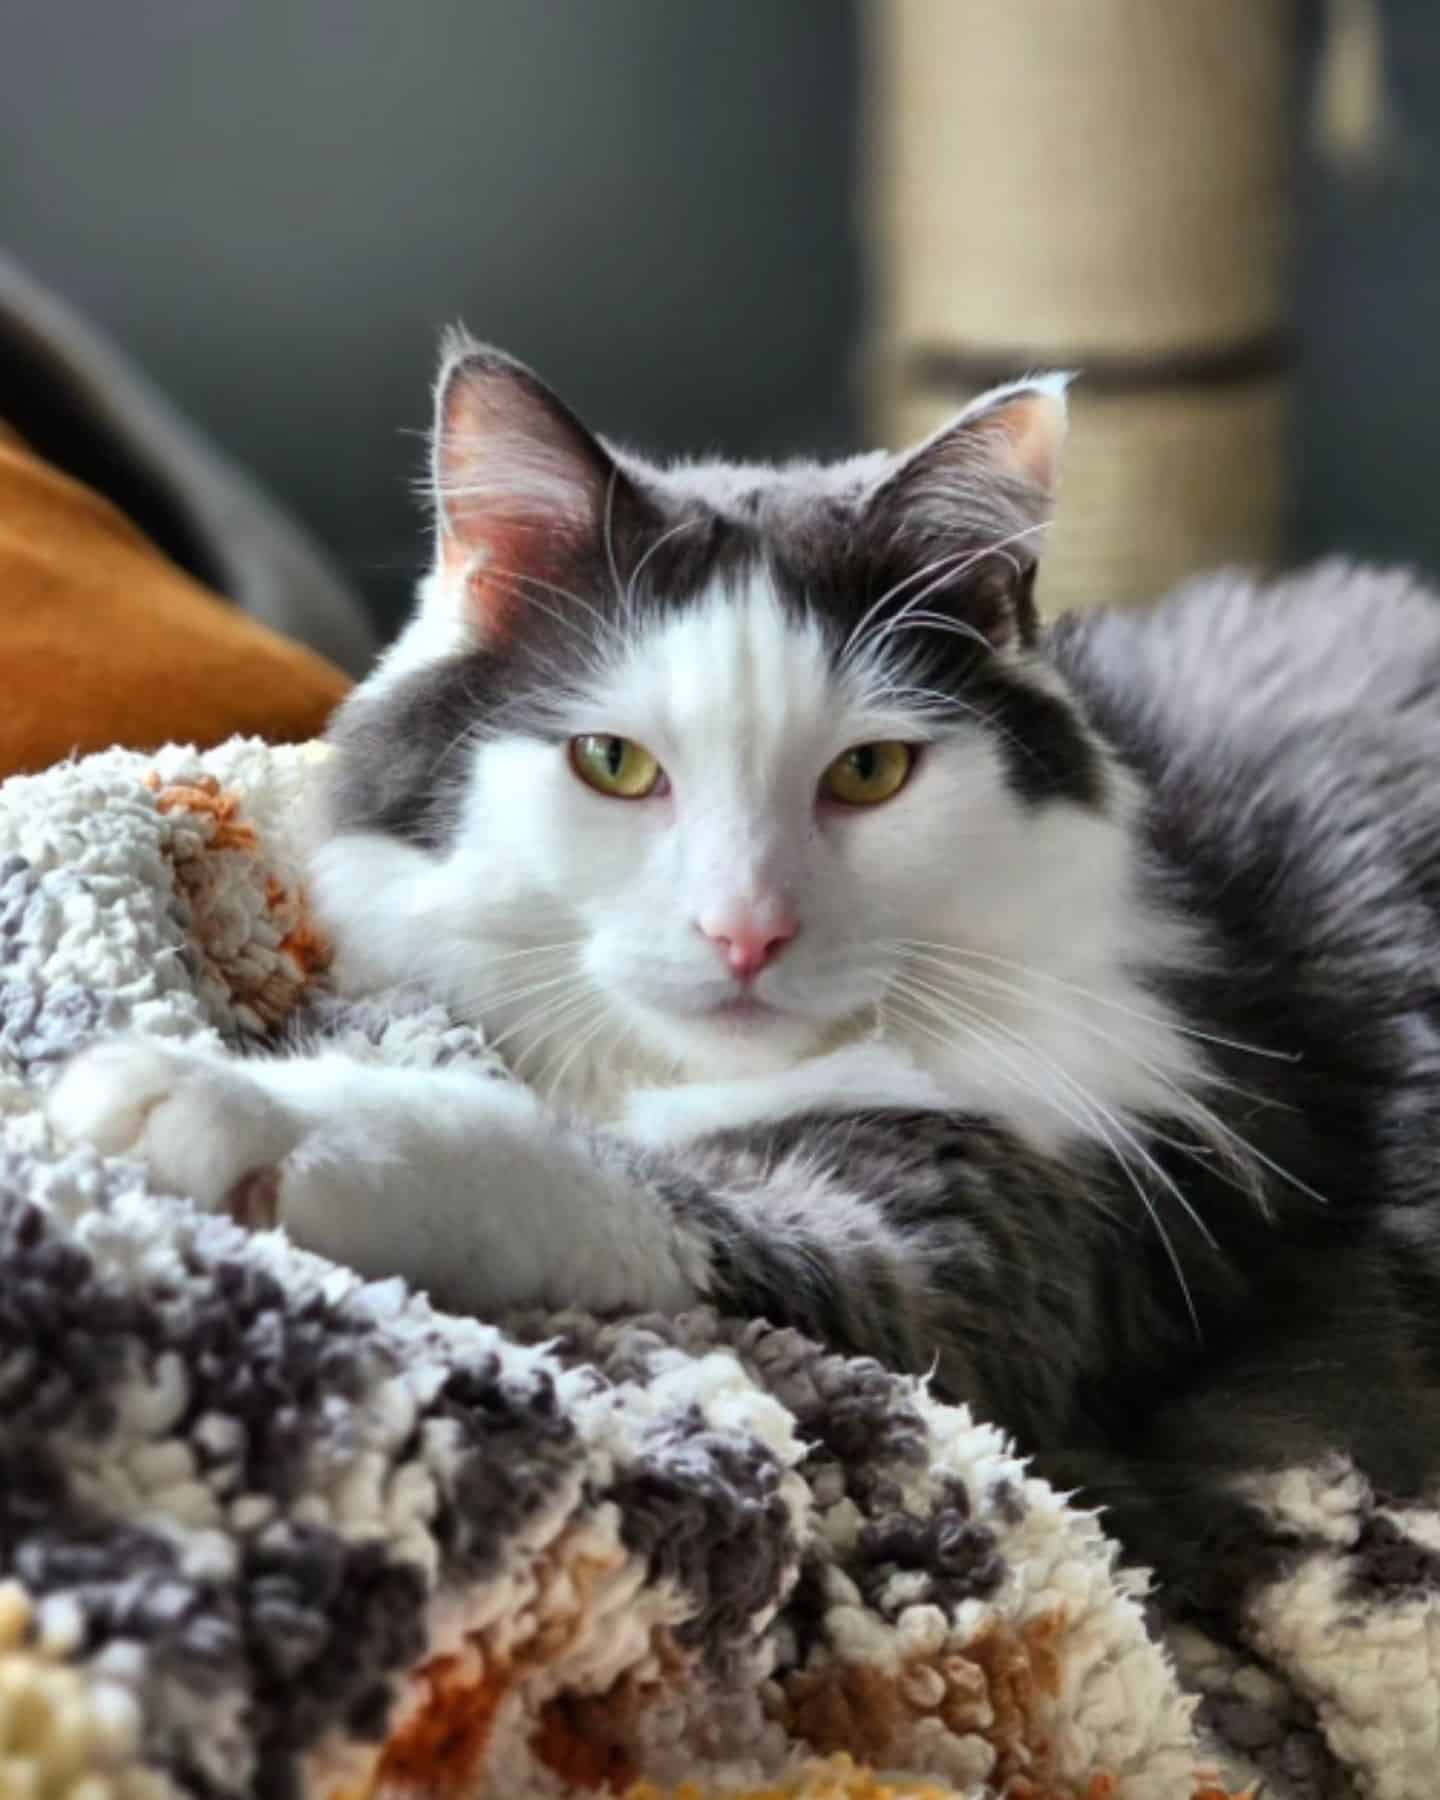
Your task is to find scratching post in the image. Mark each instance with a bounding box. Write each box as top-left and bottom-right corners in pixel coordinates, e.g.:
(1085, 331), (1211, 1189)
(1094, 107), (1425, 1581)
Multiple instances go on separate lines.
(865, 0), (1300, 613)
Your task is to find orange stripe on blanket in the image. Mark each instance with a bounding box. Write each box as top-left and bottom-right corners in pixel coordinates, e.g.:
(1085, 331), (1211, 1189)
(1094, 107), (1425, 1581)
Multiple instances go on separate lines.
(145, 768), (332, 1027)
(372, 1650), (508, 1794)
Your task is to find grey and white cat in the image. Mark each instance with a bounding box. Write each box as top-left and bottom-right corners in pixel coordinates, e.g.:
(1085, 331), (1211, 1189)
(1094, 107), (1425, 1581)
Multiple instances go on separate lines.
(50, 333), (1440, 1611)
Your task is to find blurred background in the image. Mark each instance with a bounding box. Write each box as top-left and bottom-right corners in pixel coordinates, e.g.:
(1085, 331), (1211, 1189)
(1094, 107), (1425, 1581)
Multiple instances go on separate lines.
(3, 0), (1438, 653)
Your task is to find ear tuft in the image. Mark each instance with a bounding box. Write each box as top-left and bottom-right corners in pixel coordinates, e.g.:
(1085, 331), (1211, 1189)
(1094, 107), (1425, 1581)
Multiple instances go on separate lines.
(430, 335), (623, 637)
(887, 372), (1073, 527)
(860, 372), (1073, 653)
(437, 319), (483, 372)
(962, 372), (1073, 499)
(433, 339), (611, 543)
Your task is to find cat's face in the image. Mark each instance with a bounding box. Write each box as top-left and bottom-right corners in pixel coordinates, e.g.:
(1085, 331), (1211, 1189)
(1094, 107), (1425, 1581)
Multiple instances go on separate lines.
(318, 335), (1120, 1096)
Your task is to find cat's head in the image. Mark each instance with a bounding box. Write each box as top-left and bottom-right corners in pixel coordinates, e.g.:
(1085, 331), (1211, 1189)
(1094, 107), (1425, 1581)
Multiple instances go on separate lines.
(316, 332), (1126, 1096)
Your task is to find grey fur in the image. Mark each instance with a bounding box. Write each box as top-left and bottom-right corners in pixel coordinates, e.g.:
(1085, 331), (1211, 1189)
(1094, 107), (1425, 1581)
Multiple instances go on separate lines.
(326, 343), (1096, 848)
(320, 351), (1440, 1739)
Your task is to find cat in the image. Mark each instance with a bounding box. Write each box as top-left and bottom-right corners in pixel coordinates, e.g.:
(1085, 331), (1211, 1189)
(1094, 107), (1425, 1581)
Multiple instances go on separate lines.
(48, 330), (1440, 1614)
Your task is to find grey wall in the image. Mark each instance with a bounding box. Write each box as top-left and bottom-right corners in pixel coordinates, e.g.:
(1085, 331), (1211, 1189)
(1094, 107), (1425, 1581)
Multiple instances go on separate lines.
(2, 0), (859, 633)
(1294, 0), (1440, 577)
(3, 0), (1439, 640)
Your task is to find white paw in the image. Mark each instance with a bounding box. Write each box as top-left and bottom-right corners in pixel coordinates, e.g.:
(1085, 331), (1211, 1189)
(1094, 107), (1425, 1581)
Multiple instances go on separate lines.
(47, 1039), (302, 1215)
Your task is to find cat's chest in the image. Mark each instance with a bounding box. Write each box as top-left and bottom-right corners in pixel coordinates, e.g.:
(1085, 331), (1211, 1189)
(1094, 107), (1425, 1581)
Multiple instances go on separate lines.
(587, 1008), (1205, 1160)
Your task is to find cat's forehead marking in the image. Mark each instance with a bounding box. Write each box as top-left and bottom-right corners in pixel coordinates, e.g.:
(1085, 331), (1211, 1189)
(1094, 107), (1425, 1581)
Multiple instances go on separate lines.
(596, 568), (841, 765)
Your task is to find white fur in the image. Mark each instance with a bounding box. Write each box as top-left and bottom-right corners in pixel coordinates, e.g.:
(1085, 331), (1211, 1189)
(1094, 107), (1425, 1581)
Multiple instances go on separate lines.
(621, 1040), (951, 1148)
(50, 374), (1213, 1321)
(313, 569), (1205, 1148)
(49, 1039), (710, 1318)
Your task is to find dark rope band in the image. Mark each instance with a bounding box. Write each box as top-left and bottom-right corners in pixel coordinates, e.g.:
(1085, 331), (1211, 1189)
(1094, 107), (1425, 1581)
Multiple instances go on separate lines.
(902, 331), (1295, 398)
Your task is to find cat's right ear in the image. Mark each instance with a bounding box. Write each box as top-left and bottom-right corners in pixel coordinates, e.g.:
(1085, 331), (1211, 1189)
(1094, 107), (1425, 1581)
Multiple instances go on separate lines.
(860, 375), (1071, 651)
(430, 329), (631, 640)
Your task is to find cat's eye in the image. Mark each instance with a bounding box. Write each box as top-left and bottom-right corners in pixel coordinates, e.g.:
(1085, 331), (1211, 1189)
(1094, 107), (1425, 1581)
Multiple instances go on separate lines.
(821, 741), (915, 807)
(570, 734), (663, 799)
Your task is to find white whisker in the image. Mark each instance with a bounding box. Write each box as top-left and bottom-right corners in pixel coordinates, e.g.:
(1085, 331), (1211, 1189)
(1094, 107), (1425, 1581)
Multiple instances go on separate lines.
(846, 522), (1051, 673)
(540, 1002), (616, 1105)
(888, 970), (1208, 1333)
(602, 465), (625, 610)
(894, 940), (1297, 1063)
(482, 567), (615, 661)
(889, 941), (1330, 1210)
(505, 1007), (604, 1085)
(625, 517), (705, 614)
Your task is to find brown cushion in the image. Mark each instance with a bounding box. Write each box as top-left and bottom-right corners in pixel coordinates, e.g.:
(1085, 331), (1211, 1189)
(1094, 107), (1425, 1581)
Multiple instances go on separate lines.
(0, 424), (352, 777)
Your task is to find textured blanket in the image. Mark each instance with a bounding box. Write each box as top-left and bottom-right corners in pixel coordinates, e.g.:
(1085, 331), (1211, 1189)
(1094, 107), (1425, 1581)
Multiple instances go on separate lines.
(0, 739), (1429, 1800)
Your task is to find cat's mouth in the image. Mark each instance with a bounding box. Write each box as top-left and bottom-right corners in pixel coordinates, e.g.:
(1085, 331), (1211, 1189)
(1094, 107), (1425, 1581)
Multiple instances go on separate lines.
(708, 993), (781, 1024)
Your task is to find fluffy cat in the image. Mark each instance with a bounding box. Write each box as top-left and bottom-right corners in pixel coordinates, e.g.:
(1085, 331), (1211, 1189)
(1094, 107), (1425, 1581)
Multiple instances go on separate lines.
(50, 332), (1440, 1612)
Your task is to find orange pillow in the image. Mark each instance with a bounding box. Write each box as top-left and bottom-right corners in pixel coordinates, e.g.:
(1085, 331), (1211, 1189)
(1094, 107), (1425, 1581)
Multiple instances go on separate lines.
(0, 423), (352, 776)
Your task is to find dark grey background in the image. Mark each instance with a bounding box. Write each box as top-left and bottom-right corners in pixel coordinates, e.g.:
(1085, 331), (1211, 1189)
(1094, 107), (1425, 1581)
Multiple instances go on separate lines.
(3, 0), (1437, 638)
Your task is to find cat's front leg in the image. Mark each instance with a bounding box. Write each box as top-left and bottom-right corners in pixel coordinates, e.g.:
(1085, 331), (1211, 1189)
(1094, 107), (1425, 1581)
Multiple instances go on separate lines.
(47, 1041), (707, 1318)
(46, 1039), (302, 1220)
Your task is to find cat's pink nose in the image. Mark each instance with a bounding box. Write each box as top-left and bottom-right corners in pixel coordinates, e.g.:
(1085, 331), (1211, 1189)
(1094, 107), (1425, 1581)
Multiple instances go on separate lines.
(698, 903), (798, 980)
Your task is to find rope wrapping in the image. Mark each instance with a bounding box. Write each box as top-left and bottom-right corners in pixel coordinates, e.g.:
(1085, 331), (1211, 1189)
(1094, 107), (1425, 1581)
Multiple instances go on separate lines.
(865, 0), (1301, 612)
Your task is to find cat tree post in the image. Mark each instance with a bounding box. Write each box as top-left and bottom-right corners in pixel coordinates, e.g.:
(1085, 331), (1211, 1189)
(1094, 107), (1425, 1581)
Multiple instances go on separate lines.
(866, 0), (1300, 614)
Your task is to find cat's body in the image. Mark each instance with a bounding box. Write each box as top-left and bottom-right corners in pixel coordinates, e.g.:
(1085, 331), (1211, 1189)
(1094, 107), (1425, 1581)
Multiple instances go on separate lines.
(50, 337), (1440, 1614)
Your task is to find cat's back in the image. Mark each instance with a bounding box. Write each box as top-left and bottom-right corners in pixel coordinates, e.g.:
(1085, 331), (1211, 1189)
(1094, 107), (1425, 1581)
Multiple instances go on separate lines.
(1050, 560), (1440, 852)
(1052, 559), (1440, 760)
(1053, 560), (1440, 1213)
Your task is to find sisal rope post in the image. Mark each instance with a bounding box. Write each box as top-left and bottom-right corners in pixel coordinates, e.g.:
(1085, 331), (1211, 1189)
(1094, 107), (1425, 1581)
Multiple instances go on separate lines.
(863, 0), (1301, 614)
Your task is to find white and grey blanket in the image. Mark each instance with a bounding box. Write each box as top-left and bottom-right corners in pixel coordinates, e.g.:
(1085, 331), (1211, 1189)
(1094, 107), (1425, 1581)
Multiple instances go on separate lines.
(0, 738), (1431, 1799)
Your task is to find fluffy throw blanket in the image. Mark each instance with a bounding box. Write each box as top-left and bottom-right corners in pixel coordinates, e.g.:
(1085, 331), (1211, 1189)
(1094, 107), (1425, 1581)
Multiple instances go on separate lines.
(0, 739), (1430, 1799)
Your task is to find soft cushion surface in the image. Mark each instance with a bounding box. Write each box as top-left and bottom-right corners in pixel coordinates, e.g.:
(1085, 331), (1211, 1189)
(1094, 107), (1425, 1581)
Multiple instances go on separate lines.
(0, 736), (1254, 1800)
(0, 424), (350, 776)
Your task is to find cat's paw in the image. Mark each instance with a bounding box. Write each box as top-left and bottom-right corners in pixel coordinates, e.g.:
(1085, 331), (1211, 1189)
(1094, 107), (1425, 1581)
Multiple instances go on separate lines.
(47, 1039), (301, 1216)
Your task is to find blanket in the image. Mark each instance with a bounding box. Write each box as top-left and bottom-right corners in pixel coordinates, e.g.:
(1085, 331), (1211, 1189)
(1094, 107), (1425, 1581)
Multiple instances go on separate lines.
(0, 738), (1430, 1800)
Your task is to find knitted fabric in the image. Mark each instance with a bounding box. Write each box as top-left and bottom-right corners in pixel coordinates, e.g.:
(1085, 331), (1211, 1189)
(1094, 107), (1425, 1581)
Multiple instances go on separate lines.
(0, 738), (1419, 1798)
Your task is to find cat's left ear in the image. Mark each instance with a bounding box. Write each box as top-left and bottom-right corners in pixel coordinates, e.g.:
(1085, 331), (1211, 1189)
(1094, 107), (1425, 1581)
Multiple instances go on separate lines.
(862, 374), (1071, 650)
(430, 329), (640, 639)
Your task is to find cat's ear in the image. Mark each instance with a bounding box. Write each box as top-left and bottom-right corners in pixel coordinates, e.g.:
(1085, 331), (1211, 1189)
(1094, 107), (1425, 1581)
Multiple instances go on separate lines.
(862, 374), (1071, 650)
(430, 329), (634, 638)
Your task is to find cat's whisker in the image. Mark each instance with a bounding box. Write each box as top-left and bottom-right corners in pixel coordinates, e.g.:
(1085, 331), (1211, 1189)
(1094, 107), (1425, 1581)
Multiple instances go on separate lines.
(539, 1001), (618, 1106)
(889, 952), (1261, 1203)
(483, 569), (616, 665)
(516, 992), (610, 1088)
(893, 940), (1298, 1064)
(887, 971), (1209, 1332)
(483, 980), (596, 1060)
(467, 967), (585, 1023)
(889, 940), (1329, 1208)
(880, 988), (1120, 1228)
(457, 937), (587, 970)
(419, 664), (519, 781)
(625, 517), (705, 615)
(840, 545), (997, 667)
(846, 522), (1050, 672)
(883, 977), (1096, 1144)
(843, 522), (1046, 666)
(465, 970), (577, 1013)
(891, 947), (1270, 1133)
(602, 465), (626, 613)
(457, 561), (595, 619)
(896, 966), (1220, 1251)
(893, 1018), (1205, 1345)
(862, 535), (1033, 653)
(423, 720), (484, 783)
(886, 941), (1324, 1217)
(504, 993), (604, 1072)
(893, 950), (1269, 1174)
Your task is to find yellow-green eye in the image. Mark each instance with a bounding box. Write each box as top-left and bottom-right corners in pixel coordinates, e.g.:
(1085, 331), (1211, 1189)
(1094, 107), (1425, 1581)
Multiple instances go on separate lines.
(821, 741), (915, 806)
(570, 734), (663, 799)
